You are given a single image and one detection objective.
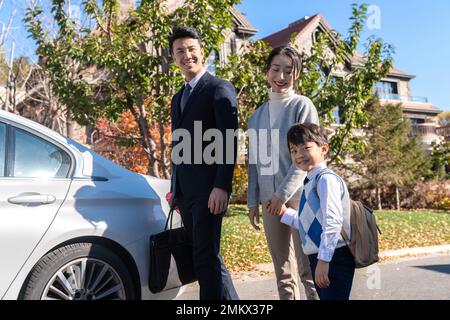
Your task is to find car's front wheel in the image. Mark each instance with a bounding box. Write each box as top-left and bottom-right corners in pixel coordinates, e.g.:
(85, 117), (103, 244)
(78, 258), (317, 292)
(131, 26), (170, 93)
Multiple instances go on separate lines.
(21, 243), (136, 300)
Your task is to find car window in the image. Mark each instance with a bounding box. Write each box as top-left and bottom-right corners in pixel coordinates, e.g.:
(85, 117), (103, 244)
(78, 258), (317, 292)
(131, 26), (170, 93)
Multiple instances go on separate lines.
(13, 128), (71, 178)
(0, 123), (5, 177)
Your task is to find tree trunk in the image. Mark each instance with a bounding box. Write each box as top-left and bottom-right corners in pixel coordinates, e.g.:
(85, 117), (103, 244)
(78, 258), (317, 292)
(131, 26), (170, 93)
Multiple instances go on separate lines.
(4, 42), (15, 112)
(376, 187), (382, 211)
(157, 117), (170, 179)
(395, 186), (401, 211)
(66, 118), (76, 139)
(128, 97), (160, 178)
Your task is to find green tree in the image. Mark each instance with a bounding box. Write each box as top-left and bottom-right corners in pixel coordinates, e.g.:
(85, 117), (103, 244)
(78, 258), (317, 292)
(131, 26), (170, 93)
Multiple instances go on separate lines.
(438, 111), (450, 126)
(217, 3), (394, 164)
(12, 56), (32, 88)
(25, 0), (240, 178)
(352, 100), (430, 210)
(429, 139), (450, 180)
(25, 1), (395, 185)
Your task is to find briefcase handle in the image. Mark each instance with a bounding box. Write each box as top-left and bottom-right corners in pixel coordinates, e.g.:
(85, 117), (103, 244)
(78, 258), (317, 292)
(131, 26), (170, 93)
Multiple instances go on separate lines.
(164, 207), (184, 231)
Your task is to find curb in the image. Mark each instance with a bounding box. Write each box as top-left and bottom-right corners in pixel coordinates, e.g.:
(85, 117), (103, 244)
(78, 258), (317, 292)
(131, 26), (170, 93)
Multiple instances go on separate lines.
(379, 244), (450, 259)
(252, 244), (450, 275)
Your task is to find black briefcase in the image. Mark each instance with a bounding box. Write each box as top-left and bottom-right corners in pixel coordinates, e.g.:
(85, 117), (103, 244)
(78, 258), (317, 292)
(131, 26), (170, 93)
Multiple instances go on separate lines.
(149, 208), (196, 293)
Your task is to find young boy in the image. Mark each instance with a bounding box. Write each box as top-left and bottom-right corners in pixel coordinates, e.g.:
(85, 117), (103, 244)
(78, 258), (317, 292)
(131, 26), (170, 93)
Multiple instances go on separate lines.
(278, 123), (355, 300)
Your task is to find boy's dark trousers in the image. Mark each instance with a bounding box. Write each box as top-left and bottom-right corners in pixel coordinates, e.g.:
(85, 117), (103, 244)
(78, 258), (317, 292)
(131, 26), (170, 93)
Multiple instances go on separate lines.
(308, 246), (355, 300)
(177, 195), (239, 300)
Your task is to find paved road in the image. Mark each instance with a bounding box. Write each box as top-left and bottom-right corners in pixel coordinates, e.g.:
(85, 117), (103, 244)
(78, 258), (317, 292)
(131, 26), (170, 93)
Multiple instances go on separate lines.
(176, 253), (450, 300)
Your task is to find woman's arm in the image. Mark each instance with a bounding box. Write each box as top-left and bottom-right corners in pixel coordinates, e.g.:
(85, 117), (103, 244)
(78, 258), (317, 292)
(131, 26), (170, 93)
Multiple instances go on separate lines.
(274, 98), (319, 202)
(247, 163), (260, 207)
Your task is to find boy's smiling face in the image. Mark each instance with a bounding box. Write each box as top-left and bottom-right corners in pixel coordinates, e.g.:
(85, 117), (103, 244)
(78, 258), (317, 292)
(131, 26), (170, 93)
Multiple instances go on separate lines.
(289, 141), (329, 172)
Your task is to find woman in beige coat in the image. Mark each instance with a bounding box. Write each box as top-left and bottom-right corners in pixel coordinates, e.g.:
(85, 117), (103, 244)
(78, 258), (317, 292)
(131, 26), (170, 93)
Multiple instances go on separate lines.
(247, 46), (319, 300)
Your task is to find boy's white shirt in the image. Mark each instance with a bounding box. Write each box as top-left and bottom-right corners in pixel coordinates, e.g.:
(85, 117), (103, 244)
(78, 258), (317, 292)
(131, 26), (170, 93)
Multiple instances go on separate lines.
(281, 162), (345, 262)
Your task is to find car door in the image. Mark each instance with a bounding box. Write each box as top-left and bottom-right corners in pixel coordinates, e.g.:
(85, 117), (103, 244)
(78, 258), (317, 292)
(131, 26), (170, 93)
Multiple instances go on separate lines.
(0, 122), (73, 298)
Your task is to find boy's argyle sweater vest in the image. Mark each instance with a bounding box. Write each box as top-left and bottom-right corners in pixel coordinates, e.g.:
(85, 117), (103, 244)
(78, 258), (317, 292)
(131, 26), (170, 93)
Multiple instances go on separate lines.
(298, 168), (351, 255)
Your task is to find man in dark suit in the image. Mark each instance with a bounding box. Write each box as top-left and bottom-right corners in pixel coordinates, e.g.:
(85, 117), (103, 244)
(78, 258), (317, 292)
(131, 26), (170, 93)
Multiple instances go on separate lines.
(168, 27), (239, 300)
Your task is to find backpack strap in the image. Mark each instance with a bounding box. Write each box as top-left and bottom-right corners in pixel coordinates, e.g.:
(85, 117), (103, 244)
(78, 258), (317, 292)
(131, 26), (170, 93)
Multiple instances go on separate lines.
(341, 200), (358, 247)
(341, 229), (351, 246)
(314, 168), (334, 183)
(314, 168), (345, 193)
(315, 168), (352, 246)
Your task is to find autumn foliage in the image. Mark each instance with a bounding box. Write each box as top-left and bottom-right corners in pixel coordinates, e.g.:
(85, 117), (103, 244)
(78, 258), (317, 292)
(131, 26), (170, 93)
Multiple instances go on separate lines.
(92, 111), (172, 177)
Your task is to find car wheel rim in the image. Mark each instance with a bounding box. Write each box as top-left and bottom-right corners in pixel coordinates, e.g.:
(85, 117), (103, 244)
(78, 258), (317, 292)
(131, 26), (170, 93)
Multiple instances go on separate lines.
(41, 258), (127, 300)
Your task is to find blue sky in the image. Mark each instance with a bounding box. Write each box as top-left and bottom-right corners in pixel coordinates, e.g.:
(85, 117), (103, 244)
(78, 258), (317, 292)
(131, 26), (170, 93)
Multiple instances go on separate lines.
(237, 0), (450, 111)
(1, 0), (449, 111)
(0, 0), (34, 61)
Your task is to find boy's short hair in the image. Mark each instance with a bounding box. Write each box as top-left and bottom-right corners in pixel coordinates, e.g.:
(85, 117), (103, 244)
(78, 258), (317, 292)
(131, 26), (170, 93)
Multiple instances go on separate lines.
(287, 123), (328, 150)
(168, 26), (203, 54)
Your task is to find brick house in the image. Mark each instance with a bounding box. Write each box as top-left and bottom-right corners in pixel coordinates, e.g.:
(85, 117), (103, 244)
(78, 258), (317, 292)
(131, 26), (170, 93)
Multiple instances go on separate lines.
(262, 14), (443, 149)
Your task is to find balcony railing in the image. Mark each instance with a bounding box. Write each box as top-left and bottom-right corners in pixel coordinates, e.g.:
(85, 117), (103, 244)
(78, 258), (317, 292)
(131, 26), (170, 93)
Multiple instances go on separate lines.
(410, 125), (437, 137)
(376, 93), (429, 103)
(436, 125), (450, 138)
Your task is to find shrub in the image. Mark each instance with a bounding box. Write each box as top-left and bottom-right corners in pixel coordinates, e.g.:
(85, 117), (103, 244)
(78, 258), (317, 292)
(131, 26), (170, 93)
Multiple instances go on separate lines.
(400, 180), (449, 210)
(231, 164), (248, 204)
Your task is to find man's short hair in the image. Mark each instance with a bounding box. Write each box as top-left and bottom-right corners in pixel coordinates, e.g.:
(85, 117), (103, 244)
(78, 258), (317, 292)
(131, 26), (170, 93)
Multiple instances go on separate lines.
(287, 123), (328, 150)
(168, 27), (203, 54)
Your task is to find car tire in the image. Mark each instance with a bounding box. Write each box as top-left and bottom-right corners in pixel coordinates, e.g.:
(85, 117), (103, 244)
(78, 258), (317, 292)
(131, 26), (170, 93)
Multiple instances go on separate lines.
(21, 243), (136, 300)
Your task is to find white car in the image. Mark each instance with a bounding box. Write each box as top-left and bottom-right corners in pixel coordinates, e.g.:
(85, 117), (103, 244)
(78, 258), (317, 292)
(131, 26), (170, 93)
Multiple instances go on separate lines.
(0, 110), (183, 300)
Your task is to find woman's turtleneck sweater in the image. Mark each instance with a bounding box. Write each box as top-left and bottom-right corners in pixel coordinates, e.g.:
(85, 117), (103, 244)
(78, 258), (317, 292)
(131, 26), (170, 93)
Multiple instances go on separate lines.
(268, 89), (296, 128)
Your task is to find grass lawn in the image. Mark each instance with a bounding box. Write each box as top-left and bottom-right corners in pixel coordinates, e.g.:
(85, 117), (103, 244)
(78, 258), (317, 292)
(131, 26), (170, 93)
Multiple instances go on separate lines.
(221, 205), (450, 272)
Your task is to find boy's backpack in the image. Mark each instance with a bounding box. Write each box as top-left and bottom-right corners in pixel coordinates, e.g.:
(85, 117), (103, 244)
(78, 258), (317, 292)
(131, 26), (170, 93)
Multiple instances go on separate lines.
(315, 168), (382, 268)
(341, 200), (382, 268)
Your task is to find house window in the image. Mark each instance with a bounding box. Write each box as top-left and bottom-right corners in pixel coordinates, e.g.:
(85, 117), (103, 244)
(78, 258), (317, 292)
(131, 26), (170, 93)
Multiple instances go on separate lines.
(206, 50), (218, 75)
(410, 118), (425, 125)
(230, 34), (237, 55)
(332, 107), (343, 125)
(312, 29), (322, 43)
(374, 81), (399, 99)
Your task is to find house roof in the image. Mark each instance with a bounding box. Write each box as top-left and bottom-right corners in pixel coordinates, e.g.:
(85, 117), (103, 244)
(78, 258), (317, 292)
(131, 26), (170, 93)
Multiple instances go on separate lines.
(401, 103), (442, 115)
(262, 14), (416, 80)
(352, 52), (416, 79)
(380, 99), (442, 115)
(164, 1), (256, 36)
(230, 6), (257, 36)
(261, 14), (320, 48)
(388, 67), (416, 79)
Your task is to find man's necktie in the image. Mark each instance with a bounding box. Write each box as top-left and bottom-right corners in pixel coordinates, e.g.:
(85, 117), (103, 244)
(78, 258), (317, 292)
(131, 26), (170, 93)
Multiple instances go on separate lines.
(180, 83), (191, 113)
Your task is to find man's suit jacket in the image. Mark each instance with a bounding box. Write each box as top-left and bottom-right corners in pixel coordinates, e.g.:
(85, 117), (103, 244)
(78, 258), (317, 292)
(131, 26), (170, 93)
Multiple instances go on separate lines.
(170, 71), (238, 199)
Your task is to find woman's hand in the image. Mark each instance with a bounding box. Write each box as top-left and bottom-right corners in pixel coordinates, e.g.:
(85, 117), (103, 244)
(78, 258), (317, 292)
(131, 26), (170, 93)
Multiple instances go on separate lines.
(315, 260), (330, 289)
(266, 195), (284, 216)
(248, 206), (261, 230)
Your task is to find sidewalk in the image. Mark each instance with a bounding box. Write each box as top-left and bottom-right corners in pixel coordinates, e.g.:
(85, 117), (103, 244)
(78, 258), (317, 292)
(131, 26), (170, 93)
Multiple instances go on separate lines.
(236, 244), (450, 278)
(176, 245), (450, 300)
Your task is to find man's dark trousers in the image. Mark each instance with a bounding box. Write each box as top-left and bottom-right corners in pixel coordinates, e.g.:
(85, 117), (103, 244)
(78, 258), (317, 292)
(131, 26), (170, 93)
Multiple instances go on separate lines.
(177, 195), (238, 300)
(170, 72), (239, 300)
